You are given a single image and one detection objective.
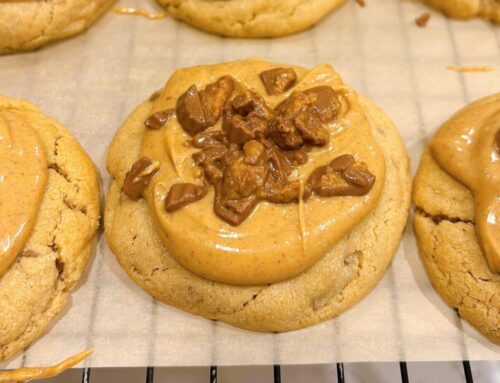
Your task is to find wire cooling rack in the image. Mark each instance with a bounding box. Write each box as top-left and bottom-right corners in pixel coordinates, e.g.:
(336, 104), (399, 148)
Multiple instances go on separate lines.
(75, 361), (477, 383)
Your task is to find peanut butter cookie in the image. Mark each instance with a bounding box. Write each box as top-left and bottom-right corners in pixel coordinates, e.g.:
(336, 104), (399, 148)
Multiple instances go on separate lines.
(0, 94), (100, 360)
(413, 94), (500, 344)
(156, 0), (346, 37)
(0, 0), (114, 54)
(424, 0), (500, 23)
(105, 58), (411, 332)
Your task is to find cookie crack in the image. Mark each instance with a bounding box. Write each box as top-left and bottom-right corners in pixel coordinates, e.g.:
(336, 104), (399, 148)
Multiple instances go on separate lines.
(18, 0), (56, 49)
(415, 207), (473, 225)
(49, 135), (81, 193)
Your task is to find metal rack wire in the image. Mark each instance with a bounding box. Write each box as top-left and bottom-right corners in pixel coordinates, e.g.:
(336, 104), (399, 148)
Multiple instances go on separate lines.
(80, 360), (477, 383)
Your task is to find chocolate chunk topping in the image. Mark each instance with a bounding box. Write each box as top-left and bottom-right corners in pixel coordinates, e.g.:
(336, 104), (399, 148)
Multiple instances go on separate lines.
(176, 77), (235, 136)
(221, 142), (269, 199)
(144, 109), (175, 129)
(270, 88), (337, 149)
(168, 77), (373, 225)
(222, 91), (274, 145)
(123, 157), (160, 200)
(304, 86), (340, 123)
(199, 76), (234, 126)
(260, 67), (297, 95)
(214, 192), (258, 226)
(192, 130), (227, 149)
(176, 85), (207, 136)
(307, 154), (375, 197)
(165, 183), (208, 212)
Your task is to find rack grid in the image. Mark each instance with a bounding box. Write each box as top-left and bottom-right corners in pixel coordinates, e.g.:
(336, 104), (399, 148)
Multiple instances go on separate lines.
(78, 360), (478, 383)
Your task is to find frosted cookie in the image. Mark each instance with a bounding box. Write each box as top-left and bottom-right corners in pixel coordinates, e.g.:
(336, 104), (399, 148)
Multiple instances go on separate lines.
(156, 0), (346, 37)
(0, 95), (100, 360)
(413, 94), (500, 343)
(424, 0), (500, 23)
(0, 0), (114, 54)
(105, 58), (411, 332)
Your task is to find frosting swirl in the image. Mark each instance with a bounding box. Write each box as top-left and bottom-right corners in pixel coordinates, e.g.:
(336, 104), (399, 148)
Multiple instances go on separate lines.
(0, 109), (47, 277)
(430, 93), (500, 273)
(137, 59), (385, 285)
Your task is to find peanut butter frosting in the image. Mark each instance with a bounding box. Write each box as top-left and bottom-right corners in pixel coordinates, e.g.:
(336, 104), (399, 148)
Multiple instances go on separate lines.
(126, 59), (386, 285)
(0, 109), (47, 278)
(430, 93), (500, 273)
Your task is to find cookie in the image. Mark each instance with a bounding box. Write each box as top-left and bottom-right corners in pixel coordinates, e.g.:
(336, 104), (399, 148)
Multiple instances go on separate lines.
(156, 0), (346, 37)
(105, 58), (411, 332)
(413, 95), (500, 343)
(424, 0), (500, 23)
(0, 0), (114, 55)
(0, 94), (100, 361)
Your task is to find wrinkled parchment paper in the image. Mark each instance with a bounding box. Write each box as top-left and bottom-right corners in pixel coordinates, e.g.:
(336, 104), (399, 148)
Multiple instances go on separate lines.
(1, 0), (499, 368)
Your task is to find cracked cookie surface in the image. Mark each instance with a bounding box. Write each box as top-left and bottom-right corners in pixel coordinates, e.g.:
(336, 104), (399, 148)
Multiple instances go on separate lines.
(423, 0), (500, 23)
(413, 150), (500, 343)
(0, 0), (114, 54)
(105, 89), (411, 332)
(156, 0), (346, 37)
(0, 94), (100, 360)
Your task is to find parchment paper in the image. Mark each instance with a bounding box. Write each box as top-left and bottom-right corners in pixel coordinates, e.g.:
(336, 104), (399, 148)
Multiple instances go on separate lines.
(0, 0), (499, 368)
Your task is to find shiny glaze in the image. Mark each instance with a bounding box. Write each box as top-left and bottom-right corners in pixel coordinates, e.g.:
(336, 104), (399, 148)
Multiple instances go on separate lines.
(0, 110), (47, 278)
(430, 93), (500, 273)
(140, 59), (385, 285)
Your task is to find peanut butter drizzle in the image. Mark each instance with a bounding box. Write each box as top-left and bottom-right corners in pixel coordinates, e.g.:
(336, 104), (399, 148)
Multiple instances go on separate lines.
(141, 59), (385, 285)
(0, 110), (47, 278)
(446, 65), (495, 73)
(430, 93), (500, 273)
(113, 7), (168, 20)
(0, 349), (93, 383)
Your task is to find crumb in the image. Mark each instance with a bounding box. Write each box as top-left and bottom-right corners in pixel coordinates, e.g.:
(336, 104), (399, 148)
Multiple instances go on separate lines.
(415, 13), (430, 27)
(355, 0), (365, 7)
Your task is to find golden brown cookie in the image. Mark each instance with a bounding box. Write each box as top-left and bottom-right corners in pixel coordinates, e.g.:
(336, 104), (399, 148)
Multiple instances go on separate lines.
(0, 0), (114, 54)
(156, 0), (346, 37)
(0, 94), (100, 361)
(413, 94), (500, 344)
(105, 58), (411, 332)
(424, 0), (500, 23)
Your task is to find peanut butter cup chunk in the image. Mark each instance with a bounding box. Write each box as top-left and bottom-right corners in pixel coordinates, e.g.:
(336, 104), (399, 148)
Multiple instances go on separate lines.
(123, 157), (160, 200)
(165, 183), (208, 212)
(144, 109), (175, 129)
(177, 76), (235, 136)
(176, 85), (207, 136)
(199, 76), (235, 126)
(222, 91), (273, 145)
(192, 130), (227, 149)
(304, 86), (340, 123)
(260, 67), (297, 95)
(307, 155), (376, 197)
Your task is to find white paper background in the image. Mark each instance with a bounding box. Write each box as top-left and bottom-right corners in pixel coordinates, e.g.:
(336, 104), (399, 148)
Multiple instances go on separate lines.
(0, 0), (499, 368)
